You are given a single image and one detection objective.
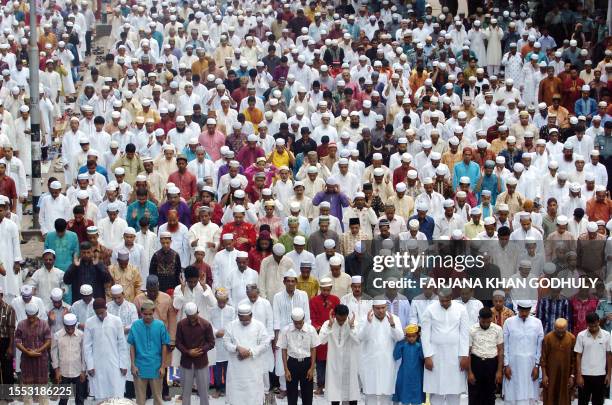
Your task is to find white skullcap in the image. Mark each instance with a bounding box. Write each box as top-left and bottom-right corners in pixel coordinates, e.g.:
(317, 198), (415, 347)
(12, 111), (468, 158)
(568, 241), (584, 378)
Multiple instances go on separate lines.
(184, 302), (198, 316)
(25, 304), (39, 316)
(323, 239), (336, 249)
(63, 313), (77, 325)
(80, 284), (93, 295)
(273, 243), (285, 255)
(291, 307), (305, 321)
(237, 303), (252, 315)
(50, 288), (63, 301)
(587, 221), (598, 232)
(110, 284), (124, 295)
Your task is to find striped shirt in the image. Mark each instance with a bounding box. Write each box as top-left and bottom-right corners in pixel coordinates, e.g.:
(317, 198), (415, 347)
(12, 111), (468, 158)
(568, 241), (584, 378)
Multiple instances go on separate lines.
(0, 302), (15, 339)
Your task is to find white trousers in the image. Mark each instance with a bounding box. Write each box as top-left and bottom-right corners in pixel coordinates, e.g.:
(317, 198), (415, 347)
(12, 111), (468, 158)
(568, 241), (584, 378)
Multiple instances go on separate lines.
(365, 394), (392, 405)
(430, 394), (461, 405)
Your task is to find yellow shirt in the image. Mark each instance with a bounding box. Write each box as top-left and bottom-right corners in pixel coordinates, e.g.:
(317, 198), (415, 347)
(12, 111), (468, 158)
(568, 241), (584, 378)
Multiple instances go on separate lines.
(108, 264), (142, 302)
(269, 150), (291, 169)
(297, 275), (319, 299)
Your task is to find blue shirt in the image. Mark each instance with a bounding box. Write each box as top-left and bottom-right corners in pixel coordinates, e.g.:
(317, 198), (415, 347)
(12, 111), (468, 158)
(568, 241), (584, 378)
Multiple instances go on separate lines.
(127, 319), (170, 379)
(409, 215), (435, 240)
(453, 161), (481, 190)
(126, 200), (159, 231)
(78, 165), (109, 182)
(479, 174), (505, 205)
(575, 97), (598, 118)
(44, 231), (80, 272)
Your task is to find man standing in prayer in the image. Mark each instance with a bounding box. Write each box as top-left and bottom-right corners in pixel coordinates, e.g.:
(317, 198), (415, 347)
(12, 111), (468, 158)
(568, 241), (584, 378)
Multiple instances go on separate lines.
(309, 276), (340, 395)
(15, 303), (52, 405)
(128, 299), (170, 405)
(541, 318), (575, 405)
(0, 197), (22, 302)
(278, 307), (319, 405)
(176, 302), (216, 405)
(575, 312), (611, 405)
(106, 284), (139, 399)
(84, 298), (129, 401)
(272, 269), (311, 398)
(319, 304), (360, 405)
(358, 300), (403, 405)
(0, 286), (15, 386)
(421, 288), (470, 405)
(223, 303), (270, 405)
(50, 313), (88, 405)
(502, 300), (545, 405)
(467, 307), (503, 405)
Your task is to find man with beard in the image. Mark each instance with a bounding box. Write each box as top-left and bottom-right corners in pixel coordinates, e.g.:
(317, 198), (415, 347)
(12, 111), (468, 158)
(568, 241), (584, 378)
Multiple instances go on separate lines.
(63, 242), (112, 303)
(541, 318), (575, 405)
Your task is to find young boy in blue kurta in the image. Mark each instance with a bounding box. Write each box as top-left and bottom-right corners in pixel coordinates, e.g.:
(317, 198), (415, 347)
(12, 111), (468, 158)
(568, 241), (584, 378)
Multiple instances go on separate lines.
(392, 324), (425, 405)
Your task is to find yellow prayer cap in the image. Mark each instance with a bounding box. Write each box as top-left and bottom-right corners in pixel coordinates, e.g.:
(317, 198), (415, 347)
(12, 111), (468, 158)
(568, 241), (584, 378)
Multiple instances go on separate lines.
(404, 324), (419, 334)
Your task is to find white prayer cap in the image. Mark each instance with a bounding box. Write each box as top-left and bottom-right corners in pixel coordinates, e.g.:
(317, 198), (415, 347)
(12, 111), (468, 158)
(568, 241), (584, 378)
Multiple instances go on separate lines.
(372, 300), (387, 306)
(556, 215), (568, 225)
(396, 182), (407, 192)
(323, 239), (336, 249)
(505, 177), (518, 186)
(294, 235), (306, 245)
(451, 229), (464, 240)
(20, 285), (33, 296)
(237, 304), (252, 315)
(407, 170), (418, 180)
(291, 307), (305, 321)
(283, 269), (298, 279)
(329, 256), (342, 266)
(497, 204), (509, 212)
(184, 302), (198, 316)
(470, 207), (481, 215)
(50, 181), (62, 190)
(587, 221), (598, 232)
(232, 205), (246, 214)
(351, 276), (362, 284)
(63, 313), (77, 326)
(42, 249), (55, 257)
(443, 199), (455, 208)
(569, 183), (581, 192)
(319, 277), (333, 287)
(50, 288), (63, 301)
(543, 262), (557, 275)
(237, 250), (249, 259)
(483, 217), (496, 225)
(24, 302), (38, 316)
(513, 163), (524, 173)
(408, 219), (420, 229)
(271, 243), (286, 256)
(519, 260), (532, 268)
(160, 231), (172, 239)
(416, 201), (429, 211)
(222, 233), (234, 241)
(80, 284), (93, 296)
(492, 290), (505, 298)
(110, 284), (124, 295)
(516, 300), (533, 309)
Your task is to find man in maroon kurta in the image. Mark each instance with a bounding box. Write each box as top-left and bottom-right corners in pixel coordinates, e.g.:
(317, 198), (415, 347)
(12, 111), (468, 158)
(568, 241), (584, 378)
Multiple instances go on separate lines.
(308, 278), (340, 395)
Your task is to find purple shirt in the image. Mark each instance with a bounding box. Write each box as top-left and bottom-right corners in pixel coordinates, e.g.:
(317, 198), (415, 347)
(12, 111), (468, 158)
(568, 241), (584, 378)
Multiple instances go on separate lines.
(158, 201), (192, 227)
(312, 191), (350, 225)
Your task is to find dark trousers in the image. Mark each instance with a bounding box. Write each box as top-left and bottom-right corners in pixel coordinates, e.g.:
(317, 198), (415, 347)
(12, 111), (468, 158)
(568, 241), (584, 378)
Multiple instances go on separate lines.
(59, 376), (87, 405)
(286, 357), (313, 405)
(85, 31), (92, 55)
(578, 375), (606, 405)
(468, 354), (497, 405)
(0, 337), (13, 385)
(315, 360), (325, 387)
(212, 361), (228, 391)
(125, 380), (135, 399)
(331, 402), (357, 405)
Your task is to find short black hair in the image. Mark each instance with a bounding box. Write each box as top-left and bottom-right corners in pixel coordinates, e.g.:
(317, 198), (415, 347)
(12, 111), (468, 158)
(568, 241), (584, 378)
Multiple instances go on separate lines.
(139, 216), (150, 227)
(334, 304), (349, 316)
(80, 241), (92, 251)
(94, 116), (105, 125)
(497, 226), (511, 237)
(73, 205), (85, 215)
(479, 307), (493, 319)
(125, 143), (136, 153)
(586, 312), (600, 324)
(184, 265), (199, 279)
(54, 218), (67, 232)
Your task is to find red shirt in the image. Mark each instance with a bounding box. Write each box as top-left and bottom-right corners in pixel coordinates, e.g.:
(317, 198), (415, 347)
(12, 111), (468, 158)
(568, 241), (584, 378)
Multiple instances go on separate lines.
(168, 170), (198, 201)
(221, 221), (257, 252)
(570, 295), (599, 334)
(0, 175), (17, 201)
(309, 293), (340, 361)
(247, 248), (271, 272)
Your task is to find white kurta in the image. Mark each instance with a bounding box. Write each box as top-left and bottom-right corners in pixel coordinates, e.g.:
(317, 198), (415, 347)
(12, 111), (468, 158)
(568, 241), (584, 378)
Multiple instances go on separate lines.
(421, 302), (470, 395)
(226, 268), (259, 306)
(210, 304), (236, 363)
(239, 297), (274, 372)
(502, 315), (544, 402)
(0, 218), (22, 299)
(83, 313), (128, 400)
(358, 313), (403, 395)
(223, 318), (269, 405)
(188, 221), (221, 266)
(320, 319), (361, 402)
